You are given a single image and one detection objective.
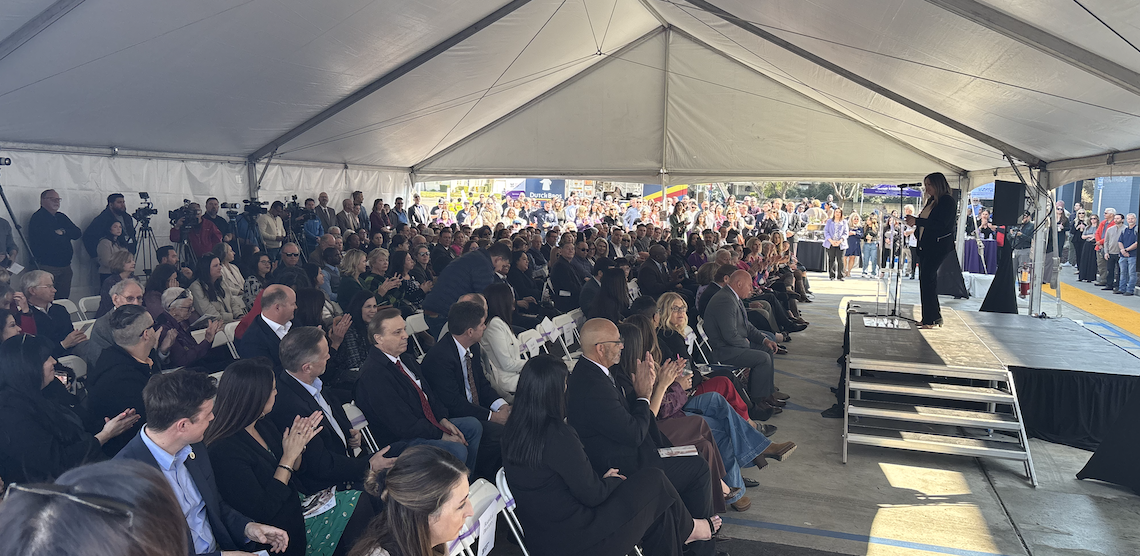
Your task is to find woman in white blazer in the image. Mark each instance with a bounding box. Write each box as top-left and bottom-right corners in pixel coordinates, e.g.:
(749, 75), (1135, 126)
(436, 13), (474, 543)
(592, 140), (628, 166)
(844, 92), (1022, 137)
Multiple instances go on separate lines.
(479, 283), (526, 402)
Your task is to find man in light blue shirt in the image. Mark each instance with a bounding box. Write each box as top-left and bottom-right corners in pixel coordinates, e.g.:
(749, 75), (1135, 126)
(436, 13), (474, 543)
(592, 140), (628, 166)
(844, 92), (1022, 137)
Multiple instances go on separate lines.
(116, 370), (288, 556)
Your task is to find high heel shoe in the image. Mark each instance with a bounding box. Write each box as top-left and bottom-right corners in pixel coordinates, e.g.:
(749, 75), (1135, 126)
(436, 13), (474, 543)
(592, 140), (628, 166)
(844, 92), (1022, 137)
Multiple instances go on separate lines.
(919, 319), (943, 329)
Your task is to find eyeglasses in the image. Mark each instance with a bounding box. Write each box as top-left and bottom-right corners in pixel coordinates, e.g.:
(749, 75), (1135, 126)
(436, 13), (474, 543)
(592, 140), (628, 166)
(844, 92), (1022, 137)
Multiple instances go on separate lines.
(670, 306), (686, 313)
(5, 483), (135, 527)
(595, 340), (624, 347)
(121, 295), (143, 303)
(283, 252), (300, 258)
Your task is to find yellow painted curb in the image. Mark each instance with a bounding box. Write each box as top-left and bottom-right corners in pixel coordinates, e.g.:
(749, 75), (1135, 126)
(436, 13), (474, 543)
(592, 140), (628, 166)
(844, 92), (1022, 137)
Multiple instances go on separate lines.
(1045, 283), (1140, 338)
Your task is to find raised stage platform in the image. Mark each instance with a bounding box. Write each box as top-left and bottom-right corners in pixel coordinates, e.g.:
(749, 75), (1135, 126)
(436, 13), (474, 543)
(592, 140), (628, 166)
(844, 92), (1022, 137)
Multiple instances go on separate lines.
(843, 304), (1140, 485)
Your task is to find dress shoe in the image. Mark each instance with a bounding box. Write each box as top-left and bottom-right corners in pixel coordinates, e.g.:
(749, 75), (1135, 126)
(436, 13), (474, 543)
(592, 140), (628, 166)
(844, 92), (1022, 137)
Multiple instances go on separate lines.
(1114, 290), (1124, 294)
(742, 477), (760, 487)
(1102, 287), (1115, 290)
(748, 405), (775, 421)
(730, 496), (752, 512)
(725, 487), (742, 500)
(787, 322), (808, 332)
(751, 421), (777, 436)
(763, 395), (787, 408)
(761, 441), (797, 461)
(821, 404), (844, 418)
(775, 345), (788, 355)
(773, 390), (790, 401)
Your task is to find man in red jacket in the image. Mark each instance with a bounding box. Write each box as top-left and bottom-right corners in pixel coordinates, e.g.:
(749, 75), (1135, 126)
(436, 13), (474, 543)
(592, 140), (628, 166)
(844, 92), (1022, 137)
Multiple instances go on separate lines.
(170, 203), (223, 258)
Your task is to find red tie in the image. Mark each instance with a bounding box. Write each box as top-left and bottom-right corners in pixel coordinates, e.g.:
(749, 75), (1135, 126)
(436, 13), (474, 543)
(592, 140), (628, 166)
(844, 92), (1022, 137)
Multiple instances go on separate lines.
(396, 359), (450, 434)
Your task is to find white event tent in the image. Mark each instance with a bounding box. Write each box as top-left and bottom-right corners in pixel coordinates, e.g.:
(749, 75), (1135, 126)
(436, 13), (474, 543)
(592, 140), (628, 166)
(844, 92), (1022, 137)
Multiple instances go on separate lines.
(1, 0), (1139, 298)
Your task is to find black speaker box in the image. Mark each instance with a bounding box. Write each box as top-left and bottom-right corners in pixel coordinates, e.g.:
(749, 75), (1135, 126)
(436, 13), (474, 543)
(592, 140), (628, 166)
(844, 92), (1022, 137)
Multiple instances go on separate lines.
(991, 180), (1025, 226)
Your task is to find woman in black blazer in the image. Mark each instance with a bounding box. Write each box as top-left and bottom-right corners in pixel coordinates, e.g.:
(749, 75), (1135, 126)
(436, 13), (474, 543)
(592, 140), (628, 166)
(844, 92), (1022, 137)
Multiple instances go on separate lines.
(501, 355), (718, 556)
(205, 359), (371, 556)
(906, 172), (958, 328)
(0, 334), (137, 483)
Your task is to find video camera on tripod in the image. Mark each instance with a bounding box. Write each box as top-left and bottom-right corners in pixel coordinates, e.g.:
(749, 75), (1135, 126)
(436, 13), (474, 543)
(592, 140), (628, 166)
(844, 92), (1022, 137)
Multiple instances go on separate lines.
(132, 192), (158, 224)
(285, 194), (315, 233)
(169, 199), (200, 231)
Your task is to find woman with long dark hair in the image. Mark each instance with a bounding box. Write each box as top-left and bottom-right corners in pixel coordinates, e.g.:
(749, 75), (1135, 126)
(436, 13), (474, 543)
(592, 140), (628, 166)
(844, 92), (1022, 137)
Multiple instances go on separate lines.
(243, 251), (273, 308)
(479, 283), (525, 401)
(0, 459), (188, 556)
(386, 250), (432, 311)
(1079, 214), (1100, 282)
(586, 267), (630, 324)
(348, 446), (472, 556)
(330, 291), (382, 393)
(144, 263), (181, 319)
(0, 308), (23, 342)
(206, 358), (369, 556)
(95, 220), (131, 285)
(906, 172), (958, 328)
(501, 354), (713, 556)
(0, 334), (137, 482)
(191, 253), (246, 322)
(94, 250), (136, 318)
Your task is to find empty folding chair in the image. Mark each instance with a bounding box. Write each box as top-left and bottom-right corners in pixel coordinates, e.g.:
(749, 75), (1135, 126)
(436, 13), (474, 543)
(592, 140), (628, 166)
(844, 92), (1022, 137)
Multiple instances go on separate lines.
(517, 329), (544, 359)
(551, 313), (581, 362)
(77, 296), (101, 320)
(53, 299), (84, 322)
(341, 402), (380, 454)
(447, 478), (504, 556)
(405, 313), (429, 361)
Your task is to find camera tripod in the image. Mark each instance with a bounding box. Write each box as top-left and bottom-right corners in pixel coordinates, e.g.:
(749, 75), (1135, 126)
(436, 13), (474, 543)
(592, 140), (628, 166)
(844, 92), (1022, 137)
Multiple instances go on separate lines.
(134, 218), (161, 277)
(0, 169), (37, 271)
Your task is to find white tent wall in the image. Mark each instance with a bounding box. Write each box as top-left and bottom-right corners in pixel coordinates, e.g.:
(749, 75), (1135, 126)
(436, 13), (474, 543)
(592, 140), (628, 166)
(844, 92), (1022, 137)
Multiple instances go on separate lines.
(0, 147), (410, 298)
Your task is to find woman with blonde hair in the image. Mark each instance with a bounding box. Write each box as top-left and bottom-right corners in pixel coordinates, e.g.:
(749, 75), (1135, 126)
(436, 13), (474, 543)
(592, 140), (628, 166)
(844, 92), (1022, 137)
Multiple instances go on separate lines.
(337, 248), (368, 305)
(843, 213), (863, 278)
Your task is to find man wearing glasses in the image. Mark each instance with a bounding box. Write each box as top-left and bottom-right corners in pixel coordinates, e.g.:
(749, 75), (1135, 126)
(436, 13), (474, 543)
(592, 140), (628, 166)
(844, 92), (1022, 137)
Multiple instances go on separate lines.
(19, 269), (87, 357)
(28, 189), (83, 299)
(72, 278), (154, 369)
(567, 318), (720, 556)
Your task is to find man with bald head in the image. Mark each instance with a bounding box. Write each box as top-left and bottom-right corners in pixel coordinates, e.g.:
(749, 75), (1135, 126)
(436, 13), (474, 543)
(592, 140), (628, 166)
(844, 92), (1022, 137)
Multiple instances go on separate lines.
(566, 318), (719, 556)
(238, 284), (297, 371)
(703, 270), (785, 420)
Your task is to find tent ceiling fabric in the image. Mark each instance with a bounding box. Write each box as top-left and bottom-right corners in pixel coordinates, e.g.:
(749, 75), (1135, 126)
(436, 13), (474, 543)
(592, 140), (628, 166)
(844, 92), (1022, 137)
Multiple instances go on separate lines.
(0, 0), (1138, 184)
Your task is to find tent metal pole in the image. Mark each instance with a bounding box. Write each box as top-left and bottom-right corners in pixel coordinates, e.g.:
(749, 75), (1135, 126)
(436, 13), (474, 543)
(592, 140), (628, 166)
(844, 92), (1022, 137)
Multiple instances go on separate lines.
(0, 0), (86, 63)
(923, 0), (1140, 98)
(681, 0), (1046, 167)
(660, 27), (672, 183)
(248, 0), (536, 162)
(956, 174), (969, 266)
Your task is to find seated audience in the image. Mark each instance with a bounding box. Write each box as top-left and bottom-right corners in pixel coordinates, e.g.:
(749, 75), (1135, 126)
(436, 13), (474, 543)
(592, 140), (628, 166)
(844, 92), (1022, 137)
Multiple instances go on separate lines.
(145, 263), (182, 319)
(115, 369), (290, 555)
(566, 318), (719, 556)
(502, 355), (715, 556)
(386, 250), (432, 313)
(411, 244), (435, 284)
(478, 283), (525, 401)
(0, 334), (137, 483)
(506, 249), (543, 303)
(549, 240), (584, 313)
(95, 250), (136, 318)
(268, 326), (400, 496)
(0, 459), (188, 556)
(0, 308), (22, 341)
(206, 359), (373, 556)
(85, 305), (163, 456)
(703, 270), (783, 420)
(354, 308), (482, 474)
(587, 267), (631, 324)
(155, 287), (231, 372)
(191, 253), (246, 323)
(238, 284), (296, 370)
(328, 291), (379, 394)
(579, 258), (612, 317)
(361, 248), (401, 306)
(72, 278), (146, 369)
(243, 251), (273, 309)
(346, 446), (471, 556)
(322, 248), (343, 300)
(338, 249), (367, 305)
(421, 301), (509, 479)
(293, 287), (330, 329)
(21, 279), (91, 361)
(211, 242), (246, 309)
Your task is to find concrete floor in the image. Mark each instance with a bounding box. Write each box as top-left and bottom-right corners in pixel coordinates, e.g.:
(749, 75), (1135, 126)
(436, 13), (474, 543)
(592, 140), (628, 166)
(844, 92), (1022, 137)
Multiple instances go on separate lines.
(721, 271), (1140, 556)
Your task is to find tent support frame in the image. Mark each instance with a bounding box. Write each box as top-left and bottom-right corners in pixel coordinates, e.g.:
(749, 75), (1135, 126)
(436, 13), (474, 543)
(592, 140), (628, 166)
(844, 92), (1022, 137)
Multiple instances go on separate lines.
(0, 0), (87, 63)
(680, 0), (1046, 167)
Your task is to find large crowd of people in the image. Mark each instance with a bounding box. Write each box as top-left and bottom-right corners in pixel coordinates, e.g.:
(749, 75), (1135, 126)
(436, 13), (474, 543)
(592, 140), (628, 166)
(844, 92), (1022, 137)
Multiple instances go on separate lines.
(6, 182), (999, 556)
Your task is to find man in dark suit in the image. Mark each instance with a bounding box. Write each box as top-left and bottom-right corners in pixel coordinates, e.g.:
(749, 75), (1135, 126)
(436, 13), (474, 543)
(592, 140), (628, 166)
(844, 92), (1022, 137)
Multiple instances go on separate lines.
(703, 270), (786, 419)
(116, 370), (289, 556)
(269, 327), (399, 495)
(431, 228), (457, 275)
(355, 308), (483, 475)
(566, 318), (718, 556)
(549, 240), (583, 312)
(315, 192), (337, 233)
(638, 245), (685, 299)
(580, 258), (612, 316)
(422, 301), (509, 479)
(238, 285), (295, 370)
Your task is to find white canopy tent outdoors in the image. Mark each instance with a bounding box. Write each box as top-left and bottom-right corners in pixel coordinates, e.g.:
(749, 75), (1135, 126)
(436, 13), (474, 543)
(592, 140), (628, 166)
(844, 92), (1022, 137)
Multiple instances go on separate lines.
(1, 0), (1139, 299)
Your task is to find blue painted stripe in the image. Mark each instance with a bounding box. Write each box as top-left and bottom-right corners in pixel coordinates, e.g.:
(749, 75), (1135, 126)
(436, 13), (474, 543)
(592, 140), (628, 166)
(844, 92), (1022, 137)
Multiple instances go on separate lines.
(1083, 322), (1140, 348)
(721, 516), (1017, 556)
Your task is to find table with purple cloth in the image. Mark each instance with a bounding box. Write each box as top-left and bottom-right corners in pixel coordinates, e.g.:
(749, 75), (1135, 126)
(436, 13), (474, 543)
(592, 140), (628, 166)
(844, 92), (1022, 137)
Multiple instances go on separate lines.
(963, 238), (998, 275)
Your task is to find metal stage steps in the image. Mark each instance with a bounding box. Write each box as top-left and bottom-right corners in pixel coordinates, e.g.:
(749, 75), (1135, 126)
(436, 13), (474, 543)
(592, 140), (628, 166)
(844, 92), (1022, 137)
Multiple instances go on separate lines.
(843, 305), (1038, 486)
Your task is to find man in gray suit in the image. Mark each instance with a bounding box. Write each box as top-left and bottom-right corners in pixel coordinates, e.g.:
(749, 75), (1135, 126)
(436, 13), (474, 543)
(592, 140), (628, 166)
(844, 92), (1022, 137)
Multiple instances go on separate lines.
(703, 270), (787, 419)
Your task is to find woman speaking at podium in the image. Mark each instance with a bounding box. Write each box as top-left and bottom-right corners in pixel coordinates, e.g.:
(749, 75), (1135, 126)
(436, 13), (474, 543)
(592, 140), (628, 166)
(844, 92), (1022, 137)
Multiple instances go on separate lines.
(906, 173), (957, 329)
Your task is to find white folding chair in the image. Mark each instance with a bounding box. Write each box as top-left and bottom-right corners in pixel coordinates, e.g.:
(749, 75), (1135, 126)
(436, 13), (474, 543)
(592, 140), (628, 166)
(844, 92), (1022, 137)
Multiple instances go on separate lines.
(541, 279), (554, 303)
(73, 319), (95, 335)
(627, 278), (640, 302)
(517, 329), (544, 359)
(405, 313), (429, 361)
(341, 402), (380, 455)
(77, 296), (101, 320)
(220, 321), (239, 359)
(496, 468), (530, 556)
(568, 308), (585, 327)
(447, 478), (504, 556)
(551, 313), (580, 362)
(57, 355), (87, 380)
(694, 318), (720, 365)
(53, 299), (84, 322)
(536, 318), (561, 355)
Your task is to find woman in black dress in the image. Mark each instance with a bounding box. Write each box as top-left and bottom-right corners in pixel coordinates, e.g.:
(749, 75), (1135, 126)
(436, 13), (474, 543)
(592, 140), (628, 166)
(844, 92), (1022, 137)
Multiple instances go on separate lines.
(1078, 214), (1100, 282)
(906, 172), (958, 328)
(501, 355), (718, 556)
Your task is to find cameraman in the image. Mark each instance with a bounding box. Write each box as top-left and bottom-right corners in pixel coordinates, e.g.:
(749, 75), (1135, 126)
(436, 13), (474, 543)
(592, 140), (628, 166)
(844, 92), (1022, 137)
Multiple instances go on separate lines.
(203, 197), (234, 242)
(82, 193), (137, 261)
(258, 201), (286, 260)
(169, 202), (222, 258)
